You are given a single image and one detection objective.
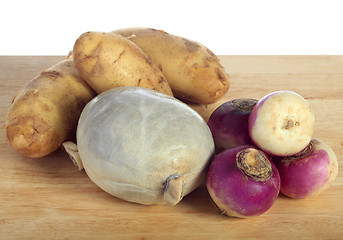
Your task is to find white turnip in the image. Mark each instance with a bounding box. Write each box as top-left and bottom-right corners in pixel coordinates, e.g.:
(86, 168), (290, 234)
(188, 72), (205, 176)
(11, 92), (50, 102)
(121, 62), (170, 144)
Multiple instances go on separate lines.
(248, 91), (314, 156)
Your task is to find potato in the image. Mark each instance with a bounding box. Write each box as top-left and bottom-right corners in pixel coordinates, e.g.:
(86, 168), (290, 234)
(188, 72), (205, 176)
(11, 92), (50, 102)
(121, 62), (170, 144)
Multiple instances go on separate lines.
(6, 59), (96, 158)
(72, 31), (173, 96)
(112, 27), (230, 104)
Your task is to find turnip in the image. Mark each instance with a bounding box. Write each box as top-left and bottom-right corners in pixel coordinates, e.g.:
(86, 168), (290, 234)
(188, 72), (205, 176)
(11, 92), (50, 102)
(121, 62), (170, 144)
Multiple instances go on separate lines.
(248, 91), (315, 156)
(207, 99), (258, 152)
(63, 87), (215, 205)
(206, 145), (280, 218)
(273, 138), (338, 199)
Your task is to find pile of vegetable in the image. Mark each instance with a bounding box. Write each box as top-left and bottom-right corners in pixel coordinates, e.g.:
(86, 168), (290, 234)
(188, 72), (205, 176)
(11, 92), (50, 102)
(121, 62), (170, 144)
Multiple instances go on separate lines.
(5, 27), (338, 217)
(207, 91), (338, 217)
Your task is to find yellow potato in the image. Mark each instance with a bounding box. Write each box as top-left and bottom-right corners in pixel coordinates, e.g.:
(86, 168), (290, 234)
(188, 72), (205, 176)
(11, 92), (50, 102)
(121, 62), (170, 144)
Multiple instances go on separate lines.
(112, 27), (230, 104)
(6, 59), (96, 158)
(72, 31), (173, 96)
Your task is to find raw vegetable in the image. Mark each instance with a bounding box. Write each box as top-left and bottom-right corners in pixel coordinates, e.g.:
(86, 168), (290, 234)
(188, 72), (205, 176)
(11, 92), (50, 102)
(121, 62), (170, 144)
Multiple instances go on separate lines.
(113, 27), (230, 104)
(248, 90), (314, 156)
(64, 87), (215, 205)
(206, 145), (280, 218)
(273, 138), (338, 199)
(6, 59), (96, 158)
(208, 98), (257, 152)
(73, 31), (173, 96)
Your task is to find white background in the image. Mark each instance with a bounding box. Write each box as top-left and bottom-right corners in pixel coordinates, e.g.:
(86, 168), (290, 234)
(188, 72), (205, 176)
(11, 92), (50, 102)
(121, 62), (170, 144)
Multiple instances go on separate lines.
(1, 0), (342, 55)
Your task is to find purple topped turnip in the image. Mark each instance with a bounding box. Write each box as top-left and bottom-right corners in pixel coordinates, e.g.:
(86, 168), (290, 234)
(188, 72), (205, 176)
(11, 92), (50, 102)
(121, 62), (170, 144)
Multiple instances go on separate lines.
(274, 138), (338, 199)
(206, 145), (280, 218)
(248, 91), (315, 156)
(208, 99), (258, 152)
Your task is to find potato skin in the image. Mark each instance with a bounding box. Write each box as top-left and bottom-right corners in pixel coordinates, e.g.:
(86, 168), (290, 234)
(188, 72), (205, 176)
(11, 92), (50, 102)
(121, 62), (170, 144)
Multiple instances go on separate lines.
(72, 31), (173, 96)
(6, 59), (96, 158)
(112, 27), (230, 104)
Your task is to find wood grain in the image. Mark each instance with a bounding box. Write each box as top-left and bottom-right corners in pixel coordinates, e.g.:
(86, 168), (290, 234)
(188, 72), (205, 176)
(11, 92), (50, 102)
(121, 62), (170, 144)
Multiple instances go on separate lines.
(0, 56), (342, 240)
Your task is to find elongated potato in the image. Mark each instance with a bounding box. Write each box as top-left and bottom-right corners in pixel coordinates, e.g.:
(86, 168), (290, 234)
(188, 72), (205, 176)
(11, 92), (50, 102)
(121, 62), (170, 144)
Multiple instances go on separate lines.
(112, 27), (230, 104)
(73, 31), (173, 96)
(6, 59), (96, 158)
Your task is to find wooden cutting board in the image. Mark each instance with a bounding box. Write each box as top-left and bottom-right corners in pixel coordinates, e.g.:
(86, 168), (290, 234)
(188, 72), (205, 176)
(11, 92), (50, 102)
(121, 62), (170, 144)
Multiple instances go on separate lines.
(1, 56), (342, 240)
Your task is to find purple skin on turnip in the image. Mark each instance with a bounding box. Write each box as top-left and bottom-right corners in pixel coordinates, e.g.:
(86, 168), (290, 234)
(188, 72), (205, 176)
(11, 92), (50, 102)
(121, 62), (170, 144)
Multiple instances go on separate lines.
(273, 138), (338, 199)
(248, 91), (315, 156)
(208, 99), (258, 152)
(206, 145), (280, 218)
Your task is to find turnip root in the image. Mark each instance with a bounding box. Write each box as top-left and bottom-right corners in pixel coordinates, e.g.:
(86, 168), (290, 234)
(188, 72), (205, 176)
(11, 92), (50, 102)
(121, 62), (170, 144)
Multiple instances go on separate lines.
(273, 138), (338, 199)
(248, 91), (314, 156)
(64, 87), (215, 205)
(206, 146), (280, 218)
(208, 98), (257, 152)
